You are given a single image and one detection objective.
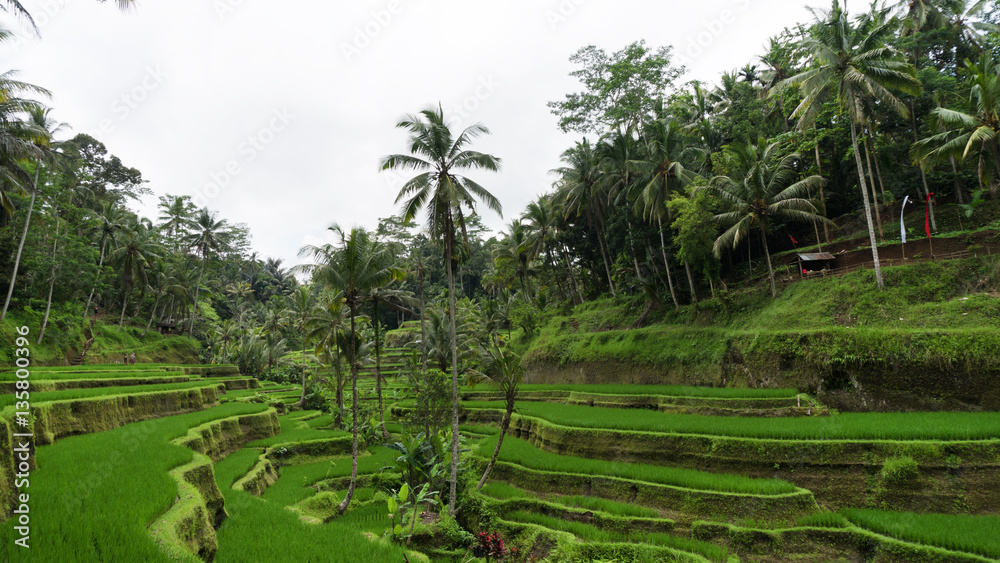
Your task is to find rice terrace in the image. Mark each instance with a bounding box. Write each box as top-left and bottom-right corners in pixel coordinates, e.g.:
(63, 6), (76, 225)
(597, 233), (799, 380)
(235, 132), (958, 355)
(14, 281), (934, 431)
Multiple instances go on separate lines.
(2, 0), (1000, 562)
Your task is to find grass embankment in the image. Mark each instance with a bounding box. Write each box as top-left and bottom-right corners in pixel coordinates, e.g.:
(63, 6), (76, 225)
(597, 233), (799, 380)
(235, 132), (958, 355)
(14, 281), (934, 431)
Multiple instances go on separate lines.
(480, 482), (659, 518)
(474, 383), (797, 398)
(465, 401), (1000, 441)
(519, 256), (1000, 398)
(212, 444), (411, 562)
(504, 510), (729, 562)
(0, 381), (222, 408)
(477, 435), (796, 496)
(0, 403), (268, 561)
(842, 509), (1000, 559)
(0, 310), (201, 366)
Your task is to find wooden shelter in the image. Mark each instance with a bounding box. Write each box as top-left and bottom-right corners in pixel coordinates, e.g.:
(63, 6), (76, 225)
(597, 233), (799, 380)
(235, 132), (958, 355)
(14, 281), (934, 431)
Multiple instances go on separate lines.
(797, 252), (835, 277)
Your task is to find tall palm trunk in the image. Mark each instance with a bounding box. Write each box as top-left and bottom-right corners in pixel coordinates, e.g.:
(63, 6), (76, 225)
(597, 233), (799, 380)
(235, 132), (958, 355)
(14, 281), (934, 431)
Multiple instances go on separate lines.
(763, 233), (777, 298)
(657, 218), (679, 310)
(910, 103), (937, 230)
(445, 227), (460, 517)
(334, 349), (344, 427)
(476, 404), (512, 490)
(850, 120), (884, 289)
(814, 143), (831, 244)
(2, 167), (39, 322)
(189, 253), (207, 335)
(374, 302), (388, 438)
(37, 203), (60, 345)
(84, 237), (108, 320)
(118, 292), (130, 330)
(336, 310), (360, 514)
(862, 130), (884, 241)
(418, 263), (428, 371)
(560, 246), (584, 304)
(594, 219), (617, 299)
(684, 262), (698, 303)
(144, 293), (162, 335)
(298, 314), (307, 408)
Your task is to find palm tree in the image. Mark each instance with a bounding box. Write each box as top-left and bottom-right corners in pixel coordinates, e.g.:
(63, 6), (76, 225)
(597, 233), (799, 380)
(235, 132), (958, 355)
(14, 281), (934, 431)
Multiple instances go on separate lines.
(474, 346), (524, 490)
(305, 292), (347, 425)
(634, 119), (702, 308)
(83, 202), (127, 319)
(553, 139), (617, 298)
(1, 103), (61, 322)
(109, 220), (161, 330)
(298, 225), (396, 514)
(380, 104), (502, 516)
(912, 54), (1000, 196)
(703, 140), (830, 298)
(157, 194), (195, 253)
(183, 208), (230, 335)
(778, 2), (921, 289)
(288, 285), (313, 408)
(367, 281), (411, 436)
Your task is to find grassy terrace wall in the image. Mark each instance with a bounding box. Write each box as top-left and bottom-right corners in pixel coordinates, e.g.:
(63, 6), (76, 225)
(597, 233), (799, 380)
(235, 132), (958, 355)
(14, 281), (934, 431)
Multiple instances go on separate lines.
(0, 383), (226, 518)
(150, 409), (280, 561)
(463, 409), (1000, 513)
(519, 257), (1000, 412)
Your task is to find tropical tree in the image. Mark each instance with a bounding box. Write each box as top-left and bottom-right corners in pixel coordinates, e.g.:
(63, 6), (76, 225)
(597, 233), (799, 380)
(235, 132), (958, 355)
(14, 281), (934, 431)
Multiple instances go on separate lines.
(778, 2), (921, 288)
(553, 139), (617, 297)
(912, 54), (1000, 196)
(367, 281), (410, 436)
(380, 105), (502, 515)
(298, 225), (396, 514)
(305, 292), (347, 425)
(288, 285), (313, 408)
(109, 220), (161, 329)
(703, 140), (829, 297)
(634, 118), (702, 308)
(82, 202), (127, 319)
(1, 102), (60, 322)
(474, 346), (524, 490)
(183, 208), (230, 334)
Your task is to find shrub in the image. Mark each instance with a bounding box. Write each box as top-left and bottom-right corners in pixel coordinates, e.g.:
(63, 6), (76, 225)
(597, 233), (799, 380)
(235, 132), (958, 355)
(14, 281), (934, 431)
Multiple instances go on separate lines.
(880, 456), (919, 484)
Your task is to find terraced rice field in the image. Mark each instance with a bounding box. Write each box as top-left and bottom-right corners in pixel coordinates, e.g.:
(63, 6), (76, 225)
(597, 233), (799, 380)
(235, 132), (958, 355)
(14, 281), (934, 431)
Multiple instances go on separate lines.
(2, 361), (998, 562)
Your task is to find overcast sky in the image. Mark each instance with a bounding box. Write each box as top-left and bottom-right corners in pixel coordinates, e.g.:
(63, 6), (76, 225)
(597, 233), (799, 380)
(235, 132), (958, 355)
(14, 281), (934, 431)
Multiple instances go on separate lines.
(1, 0), (835, 269)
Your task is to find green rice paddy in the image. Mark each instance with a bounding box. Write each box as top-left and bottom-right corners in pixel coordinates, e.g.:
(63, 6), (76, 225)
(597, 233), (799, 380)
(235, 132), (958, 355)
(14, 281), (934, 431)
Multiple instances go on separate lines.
(465, 401), (1000, 441)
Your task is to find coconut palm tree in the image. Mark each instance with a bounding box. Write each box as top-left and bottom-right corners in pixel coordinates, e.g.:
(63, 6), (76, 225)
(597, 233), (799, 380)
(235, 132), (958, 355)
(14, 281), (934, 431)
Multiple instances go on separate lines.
(777, 2), (921, 289)
(703, 139), (830, 298)
(367, 281), (411, 436)
(634, 119), (703, 308)
(109, 220), (161, 330)
(553, 139), (617, 298)
(306, 292), (347, 425)
(380, 104), (502, 516)
(183, 208), (230, 335)
(287, 285), (314, 408)
(82, 202), (127, 319)
(474, 345), (524, 490)
(1, 103), (61, 322)
(298, 225), (396, 514)
(912, 54), (1000, 196)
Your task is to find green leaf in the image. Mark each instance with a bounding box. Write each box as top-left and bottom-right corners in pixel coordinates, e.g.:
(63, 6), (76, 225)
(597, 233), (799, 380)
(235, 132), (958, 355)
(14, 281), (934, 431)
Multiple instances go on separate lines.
(387, 497), (397, 514)
(399, 483), (409, 502)
(393, 524), (403, 536)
